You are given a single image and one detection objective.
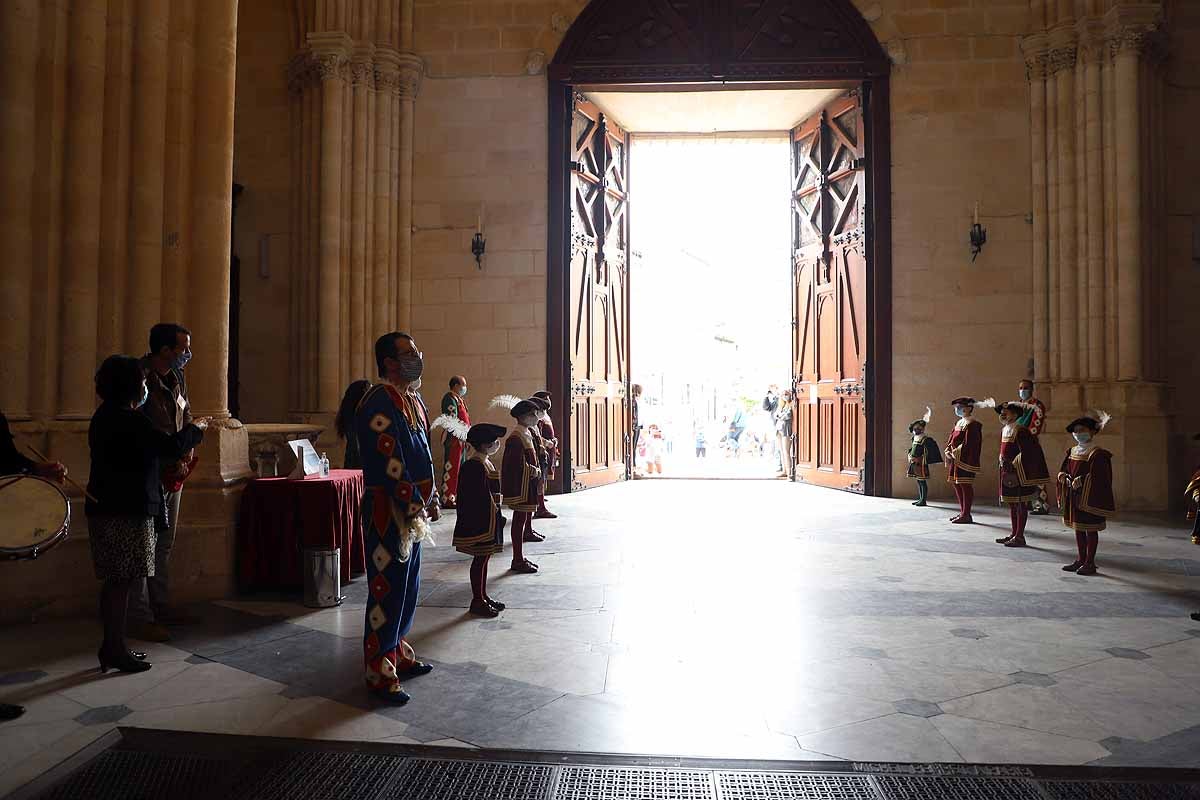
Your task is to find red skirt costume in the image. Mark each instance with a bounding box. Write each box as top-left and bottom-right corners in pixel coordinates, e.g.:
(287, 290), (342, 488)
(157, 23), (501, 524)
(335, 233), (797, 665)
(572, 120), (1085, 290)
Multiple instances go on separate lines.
(945, 419), (983, 485)
(998, 424), (1049, 503)
(452, 459), (505, 557)
(1057, 446), (1116, 532)
(537, 418), (558, 482)
(501, 431), (541, 512)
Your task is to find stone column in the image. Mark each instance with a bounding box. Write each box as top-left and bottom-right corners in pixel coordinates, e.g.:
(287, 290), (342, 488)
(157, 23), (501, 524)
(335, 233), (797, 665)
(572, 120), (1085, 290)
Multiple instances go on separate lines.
(1112, 40), (1142, 382)
(396, 54), (423, 332)
(350, 47), (373, 380)
(0, 0), (40, 418)
(1082, 28), (1106, 381)
(1052, 34), (1079, 382)
(1024, 38), (1050, 381)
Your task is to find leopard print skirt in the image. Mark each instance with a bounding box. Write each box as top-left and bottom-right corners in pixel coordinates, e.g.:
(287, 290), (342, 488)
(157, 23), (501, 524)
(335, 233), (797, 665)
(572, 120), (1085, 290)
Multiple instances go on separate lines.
(86, 515), (156, 581)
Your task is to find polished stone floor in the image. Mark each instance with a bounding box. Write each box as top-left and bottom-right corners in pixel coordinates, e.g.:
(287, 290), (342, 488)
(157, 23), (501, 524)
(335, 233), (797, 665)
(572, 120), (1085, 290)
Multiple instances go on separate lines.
(4, 480), (1200, 797)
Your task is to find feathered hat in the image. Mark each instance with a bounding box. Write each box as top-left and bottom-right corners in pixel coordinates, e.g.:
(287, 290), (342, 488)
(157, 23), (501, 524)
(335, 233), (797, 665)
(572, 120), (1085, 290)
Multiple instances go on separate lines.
(466, 423), (506, 449)
(526, 395), (550, 412)
(532, 390), (552, 408)
(950, 397), (995, 409)
(489, 394), (523, 412)
(909, 406), (932, 434)
(430, 414), (470, 442)
(510, 399), (539, 420)
(1065, 410), (1112, 435)
(994, 400), (1034, 417)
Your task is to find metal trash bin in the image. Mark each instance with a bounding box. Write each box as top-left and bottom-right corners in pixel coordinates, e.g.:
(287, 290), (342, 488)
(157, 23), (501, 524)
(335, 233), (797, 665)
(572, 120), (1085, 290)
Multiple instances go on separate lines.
(302, 547), (343, 608)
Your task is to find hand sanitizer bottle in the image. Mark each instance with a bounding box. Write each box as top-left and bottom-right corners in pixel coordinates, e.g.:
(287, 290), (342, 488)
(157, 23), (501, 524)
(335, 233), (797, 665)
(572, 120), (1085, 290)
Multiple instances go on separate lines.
(320, 453), (330, 478)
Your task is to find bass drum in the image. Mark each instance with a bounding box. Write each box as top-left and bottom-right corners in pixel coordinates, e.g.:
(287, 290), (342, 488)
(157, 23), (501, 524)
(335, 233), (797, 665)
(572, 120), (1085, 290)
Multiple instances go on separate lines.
(0, 474), (71, 560)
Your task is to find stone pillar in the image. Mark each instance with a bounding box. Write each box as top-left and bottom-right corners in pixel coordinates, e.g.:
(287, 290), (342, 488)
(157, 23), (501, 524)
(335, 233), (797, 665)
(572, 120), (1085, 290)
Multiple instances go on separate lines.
(1023, 1), (1170, 509)
(396, 54), (423, 333)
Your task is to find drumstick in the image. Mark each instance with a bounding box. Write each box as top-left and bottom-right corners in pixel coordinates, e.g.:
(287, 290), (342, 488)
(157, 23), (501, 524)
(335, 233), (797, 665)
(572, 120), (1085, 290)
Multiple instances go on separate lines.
(24, 443), (98, 503)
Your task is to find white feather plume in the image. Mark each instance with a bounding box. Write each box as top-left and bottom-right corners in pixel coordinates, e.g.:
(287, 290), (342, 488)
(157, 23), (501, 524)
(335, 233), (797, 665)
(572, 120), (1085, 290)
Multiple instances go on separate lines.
(1093, 409), (1112, 431)
(922, 406), (932, 424)
(489, 394), (522, 411)
(430, 413), (469, 442)
(976, 397), (997, 409)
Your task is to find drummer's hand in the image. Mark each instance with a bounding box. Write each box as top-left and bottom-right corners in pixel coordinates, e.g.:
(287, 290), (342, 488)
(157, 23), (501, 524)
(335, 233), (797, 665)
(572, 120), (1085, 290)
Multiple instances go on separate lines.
(34, 461), (67, 484)
(194, 417), (212, 431)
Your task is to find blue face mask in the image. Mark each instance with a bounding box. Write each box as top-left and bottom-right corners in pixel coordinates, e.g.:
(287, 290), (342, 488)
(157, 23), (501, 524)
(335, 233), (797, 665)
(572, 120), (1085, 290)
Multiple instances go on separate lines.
(138, 384), (149, 408)
(172, 351), (192, 371)
(954, 407), (966, 418)
(1018, 389), (1032, 401)
(1073, 432), (1091, 445)
(458, 386), (468, 398)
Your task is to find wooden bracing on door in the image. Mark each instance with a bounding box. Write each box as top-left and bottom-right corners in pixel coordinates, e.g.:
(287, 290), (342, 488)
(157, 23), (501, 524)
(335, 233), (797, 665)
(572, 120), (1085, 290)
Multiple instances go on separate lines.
(791, 91), (868, 492)
(567, 96), (630, 491)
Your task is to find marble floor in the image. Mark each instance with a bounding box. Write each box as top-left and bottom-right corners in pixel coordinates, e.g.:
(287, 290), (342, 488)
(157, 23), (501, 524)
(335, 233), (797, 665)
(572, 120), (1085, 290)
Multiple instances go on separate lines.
(4, 479), (1200, 796)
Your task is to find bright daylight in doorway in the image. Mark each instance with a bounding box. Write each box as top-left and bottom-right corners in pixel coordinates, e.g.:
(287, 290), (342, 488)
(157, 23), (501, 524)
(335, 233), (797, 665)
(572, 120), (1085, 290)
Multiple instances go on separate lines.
(629, 135), (792, 480)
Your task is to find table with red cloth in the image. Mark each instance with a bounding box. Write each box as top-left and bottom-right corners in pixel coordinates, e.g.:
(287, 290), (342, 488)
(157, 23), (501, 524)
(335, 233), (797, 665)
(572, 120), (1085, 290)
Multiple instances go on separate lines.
(237, 469), (366, 590)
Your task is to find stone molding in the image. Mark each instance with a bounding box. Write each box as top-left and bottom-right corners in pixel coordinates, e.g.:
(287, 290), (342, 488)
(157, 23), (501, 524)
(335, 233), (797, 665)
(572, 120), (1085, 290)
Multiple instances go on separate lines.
(1021, 3), (1167, 81)
(287, 36), (423, 96)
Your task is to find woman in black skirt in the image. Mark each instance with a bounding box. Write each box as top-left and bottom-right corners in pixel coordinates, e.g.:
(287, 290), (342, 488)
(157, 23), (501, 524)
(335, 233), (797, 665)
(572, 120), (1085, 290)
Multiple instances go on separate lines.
(86, 356), (207, 673)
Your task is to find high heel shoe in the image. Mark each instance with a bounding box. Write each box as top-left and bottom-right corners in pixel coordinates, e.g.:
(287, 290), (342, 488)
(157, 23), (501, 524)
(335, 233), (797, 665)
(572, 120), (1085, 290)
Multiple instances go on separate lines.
(98, 647), (152, 674)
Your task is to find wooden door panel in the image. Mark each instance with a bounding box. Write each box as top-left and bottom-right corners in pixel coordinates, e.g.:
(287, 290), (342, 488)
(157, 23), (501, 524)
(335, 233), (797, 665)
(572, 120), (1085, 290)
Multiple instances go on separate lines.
(568, 97), (629, 490)
(792, 90), (868, 492)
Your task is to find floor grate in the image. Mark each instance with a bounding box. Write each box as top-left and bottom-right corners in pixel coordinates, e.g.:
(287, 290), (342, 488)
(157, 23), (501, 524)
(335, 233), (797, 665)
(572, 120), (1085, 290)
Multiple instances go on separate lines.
(1038, 780), (1200, 800)
(231, 751), (409, 800)
(390, 758), (555, 800)
(716, 770), (879, 799)
(554, 766), (717, 800)
(33, 750), (229, 800)
(872, 775), (1043, 800)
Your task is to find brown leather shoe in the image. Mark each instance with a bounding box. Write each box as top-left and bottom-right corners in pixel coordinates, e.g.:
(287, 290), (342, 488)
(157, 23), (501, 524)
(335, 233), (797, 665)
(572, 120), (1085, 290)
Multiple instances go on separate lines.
(129, 622), (171, 643)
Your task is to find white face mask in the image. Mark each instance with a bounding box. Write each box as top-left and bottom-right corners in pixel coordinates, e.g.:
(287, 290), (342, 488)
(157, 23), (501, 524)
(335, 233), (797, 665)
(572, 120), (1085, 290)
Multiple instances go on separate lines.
(954, 407), (967, 418)
(486, 441), (501, 456)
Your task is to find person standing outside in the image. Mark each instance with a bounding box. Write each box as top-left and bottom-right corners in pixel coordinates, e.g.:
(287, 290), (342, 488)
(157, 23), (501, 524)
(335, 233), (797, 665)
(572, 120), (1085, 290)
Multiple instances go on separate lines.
(763, 385), (781, 469)
(1015, 379), (1050, 514)
(130, 323), (196, 641)
(439, 376), (470, 509)
(774, 390), (794, 478)
(355, 332), (438, 705)
(631, 384), (643, 470)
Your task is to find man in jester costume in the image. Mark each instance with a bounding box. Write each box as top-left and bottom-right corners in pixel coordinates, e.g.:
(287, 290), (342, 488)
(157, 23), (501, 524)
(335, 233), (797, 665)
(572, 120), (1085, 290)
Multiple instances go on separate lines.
(1057, 412), (1116, 576)
(354, 332), (439, 705)
(905, 407), (942, 507)
(1015, 378), (1050, 514)
(438, 375), (471, 509)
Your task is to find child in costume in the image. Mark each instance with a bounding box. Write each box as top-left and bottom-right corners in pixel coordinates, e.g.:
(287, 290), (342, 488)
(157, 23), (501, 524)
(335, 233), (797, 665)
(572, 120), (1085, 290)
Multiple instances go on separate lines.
(1015, 378), (1050, 514)
(524, 395), (553, 536)
(906, 407), (942, 506)
(1187, 433), (1200, 546)
(438, 420), (508, 617)
(944, 397), (992, 524)
(1056, 412), (1116, 576)
(532, 391), (559, 520)
(494, 397), (542, 574)
(993, 401), (1050, 547)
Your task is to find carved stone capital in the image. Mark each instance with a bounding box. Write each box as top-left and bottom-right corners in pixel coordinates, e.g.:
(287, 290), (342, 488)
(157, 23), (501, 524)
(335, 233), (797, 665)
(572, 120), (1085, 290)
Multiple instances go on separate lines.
(395, 53), (424, 100)
(1020, 33), (1049, 81)
(1076, 19), (1108, 63)
(1045, 25), (1078, 76)
(1104, 4), (1168, 63)
(305, 31), (353, 82)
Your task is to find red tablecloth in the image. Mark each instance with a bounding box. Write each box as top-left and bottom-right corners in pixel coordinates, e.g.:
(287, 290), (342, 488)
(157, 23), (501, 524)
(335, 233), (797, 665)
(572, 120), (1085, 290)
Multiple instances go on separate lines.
(237, 469), (366, 590)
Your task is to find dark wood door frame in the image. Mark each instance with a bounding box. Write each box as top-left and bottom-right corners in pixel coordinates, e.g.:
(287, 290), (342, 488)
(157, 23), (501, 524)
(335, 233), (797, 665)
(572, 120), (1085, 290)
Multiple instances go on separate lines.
(546, 0), (893, 498)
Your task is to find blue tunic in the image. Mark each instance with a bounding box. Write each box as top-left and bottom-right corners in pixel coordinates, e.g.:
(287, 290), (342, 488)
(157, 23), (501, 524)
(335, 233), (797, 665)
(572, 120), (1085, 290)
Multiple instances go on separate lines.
(354, 383), (436, 692)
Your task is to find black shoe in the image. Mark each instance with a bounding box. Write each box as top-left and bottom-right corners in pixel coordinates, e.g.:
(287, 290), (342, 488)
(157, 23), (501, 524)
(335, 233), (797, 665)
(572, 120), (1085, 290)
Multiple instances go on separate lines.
(398, 662), (434, 680)
(1062, 561), (1083, 572)
(371, 686), (411, 705)
(130, 651), (147, 661)
(469, 599), (500, 618)
(912, 500), (927, 506)
(485, 597), (506, 611)
(1190, 612), (1200, 622)
(0, 703), (25, 722)
(98, 647), (152, 674)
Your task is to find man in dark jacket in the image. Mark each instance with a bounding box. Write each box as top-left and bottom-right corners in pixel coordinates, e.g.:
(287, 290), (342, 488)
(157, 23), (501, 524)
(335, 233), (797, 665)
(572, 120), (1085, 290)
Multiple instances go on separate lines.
(130, 323), (197, 640)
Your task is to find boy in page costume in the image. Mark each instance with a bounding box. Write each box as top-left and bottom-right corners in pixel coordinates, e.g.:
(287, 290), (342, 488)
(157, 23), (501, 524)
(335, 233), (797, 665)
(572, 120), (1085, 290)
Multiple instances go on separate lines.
(1015, 379), (1050, 514)
(1057, 412), (1116, 576)
(434, 417), (509, 618)
(355, 333), (438, 705)
(1186, 433), (1200, 546)
(944, 397), (992, 524)
(906, 407), (942, 507)
(532, 390), (559, 520)
(993, 402), (1050, 547)
(494, 397), (542, 574)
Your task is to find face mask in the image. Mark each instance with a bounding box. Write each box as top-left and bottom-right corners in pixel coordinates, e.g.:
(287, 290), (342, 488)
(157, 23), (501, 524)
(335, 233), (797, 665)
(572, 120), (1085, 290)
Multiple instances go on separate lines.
(173, 351), (192, 371)
(395, 351), (423, 382)
(1073, 432), (1092, 445)
(954, 407), (966, 418)
(458, 386), (468, 397)
(1018, 389), (1031, 401)
(138, 384), (149, 408)
(487, 441), (501, 456)
(520, 415), (537, 428)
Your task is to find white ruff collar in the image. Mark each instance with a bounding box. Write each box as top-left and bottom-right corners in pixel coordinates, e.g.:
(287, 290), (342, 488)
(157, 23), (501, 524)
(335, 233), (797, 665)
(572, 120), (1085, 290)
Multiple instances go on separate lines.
(1072, 442), (1097, 457)
(955, 416), (973, 430)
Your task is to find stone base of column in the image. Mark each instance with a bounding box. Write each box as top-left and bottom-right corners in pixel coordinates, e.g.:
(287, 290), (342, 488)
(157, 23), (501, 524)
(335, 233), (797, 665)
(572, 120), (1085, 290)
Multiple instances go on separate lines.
(1041, 380), (1173, 511)
(0, 419), (253, 624)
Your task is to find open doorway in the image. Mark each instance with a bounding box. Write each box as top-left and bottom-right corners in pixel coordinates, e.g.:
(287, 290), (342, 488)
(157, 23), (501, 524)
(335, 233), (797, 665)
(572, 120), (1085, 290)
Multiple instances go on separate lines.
(545, 0), (893, 498)
(624, 131), (793, 480)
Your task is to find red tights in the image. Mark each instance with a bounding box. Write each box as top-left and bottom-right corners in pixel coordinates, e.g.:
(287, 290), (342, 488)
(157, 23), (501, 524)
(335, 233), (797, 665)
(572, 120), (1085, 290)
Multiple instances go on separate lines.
(953, 484), (975, 518)
(469, 556), (490, 601)
(511, 511), (531, 563)
(1008, 503), (1028, 540)
(1074, 531), (1099, 566)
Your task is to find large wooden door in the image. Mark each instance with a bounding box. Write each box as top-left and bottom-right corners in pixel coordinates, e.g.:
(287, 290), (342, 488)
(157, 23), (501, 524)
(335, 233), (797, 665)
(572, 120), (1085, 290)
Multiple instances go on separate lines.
(791, 91), (868, 492)
(567, 96), (630, 490)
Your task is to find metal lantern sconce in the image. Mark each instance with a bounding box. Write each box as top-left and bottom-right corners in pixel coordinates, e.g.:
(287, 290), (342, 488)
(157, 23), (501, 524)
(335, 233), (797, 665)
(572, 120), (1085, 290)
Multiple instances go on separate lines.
(970, 201), (987, 263)
(472, 207), (486, 269)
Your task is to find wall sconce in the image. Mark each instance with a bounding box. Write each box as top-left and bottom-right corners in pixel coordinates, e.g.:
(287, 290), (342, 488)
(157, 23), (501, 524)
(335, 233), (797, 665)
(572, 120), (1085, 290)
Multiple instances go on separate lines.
(472, 208), (486, 269)
(970, 201), (987, 263)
